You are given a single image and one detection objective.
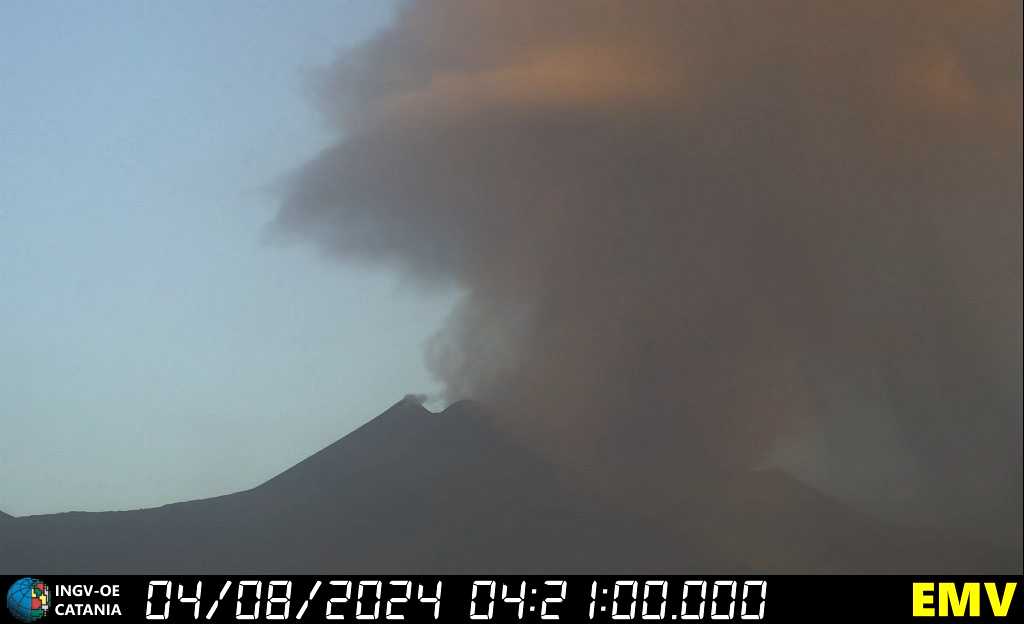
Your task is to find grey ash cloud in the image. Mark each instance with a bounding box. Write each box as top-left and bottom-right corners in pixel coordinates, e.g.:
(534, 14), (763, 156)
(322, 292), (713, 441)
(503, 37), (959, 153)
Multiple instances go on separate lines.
(273, 2), (1022, 547)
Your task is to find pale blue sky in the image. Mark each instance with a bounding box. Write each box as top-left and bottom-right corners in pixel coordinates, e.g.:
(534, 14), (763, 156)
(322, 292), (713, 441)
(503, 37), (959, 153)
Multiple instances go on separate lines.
(0, 1), (453, 515)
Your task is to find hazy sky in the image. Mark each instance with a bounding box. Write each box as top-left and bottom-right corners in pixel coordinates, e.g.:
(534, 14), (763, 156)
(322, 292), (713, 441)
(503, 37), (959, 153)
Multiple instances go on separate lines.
(1, 1), (453, 515)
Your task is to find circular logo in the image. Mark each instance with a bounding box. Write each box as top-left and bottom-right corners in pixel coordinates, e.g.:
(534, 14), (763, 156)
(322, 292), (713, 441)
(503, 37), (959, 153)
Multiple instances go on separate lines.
(6, 577), (50, 623)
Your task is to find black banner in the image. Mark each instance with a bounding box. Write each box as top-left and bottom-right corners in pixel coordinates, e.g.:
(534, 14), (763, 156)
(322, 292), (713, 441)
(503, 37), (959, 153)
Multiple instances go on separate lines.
(2, 575), (1020, 623)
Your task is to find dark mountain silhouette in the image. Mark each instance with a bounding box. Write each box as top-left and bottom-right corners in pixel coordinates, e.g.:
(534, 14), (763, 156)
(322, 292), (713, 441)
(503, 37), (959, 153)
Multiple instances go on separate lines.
(1, 399), (1017, 573)
(0, 400), (710, 573)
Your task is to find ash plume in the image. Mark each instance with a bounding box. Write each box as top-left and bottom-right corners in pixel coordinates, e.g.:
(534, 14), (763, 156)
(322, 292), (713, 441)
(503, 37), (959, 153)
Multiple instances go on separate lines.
(273, 1), (1022, 546)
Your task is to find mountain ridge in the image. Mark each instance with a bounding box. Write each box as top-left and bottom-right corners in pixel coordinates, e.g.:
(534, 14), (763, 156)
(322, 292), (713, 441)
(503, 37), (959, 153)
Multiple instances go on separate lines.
(1, 399), (1018, 573)
(0, 399), (715, 573)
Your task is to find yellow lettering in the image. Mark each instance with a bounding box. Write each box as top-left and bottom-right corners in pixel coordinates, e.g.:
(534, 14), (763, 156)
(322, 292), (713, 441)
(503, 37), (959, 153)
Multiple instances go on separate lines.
(985, 582), (1017, 617)
(913, 583), (935, 617)
(939, 583), (979, 617)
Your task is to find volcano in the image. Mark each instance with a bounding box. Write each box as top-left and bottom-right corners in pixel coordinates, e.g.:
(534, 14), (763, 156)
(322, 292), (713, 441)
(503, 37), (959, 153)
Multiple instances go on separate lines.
(0, 399), (1015, 573)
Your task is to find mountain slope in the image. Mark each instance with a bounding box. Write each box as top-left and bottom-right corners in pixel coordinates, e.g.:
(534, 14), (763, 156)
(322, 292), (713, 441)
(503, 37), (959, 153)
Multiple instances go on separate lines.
(1, 399), (1016, 573)
(0, 400), (716, 573)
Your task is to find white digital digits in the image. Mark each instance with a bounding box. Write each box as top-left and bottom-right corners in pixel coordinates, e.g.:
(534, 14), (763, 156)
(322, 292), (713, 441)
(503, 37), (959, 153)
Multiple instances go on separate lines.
(541, 580), (566, 620)
(178, 581), (202, 620)
(139, 576), (764, 621)
(145, 580), (171, 620)
(265, 581), (292, 620)
(642, 580), (669, 620)
(469, 580), (497, 620)
(235, 581), (262, 621)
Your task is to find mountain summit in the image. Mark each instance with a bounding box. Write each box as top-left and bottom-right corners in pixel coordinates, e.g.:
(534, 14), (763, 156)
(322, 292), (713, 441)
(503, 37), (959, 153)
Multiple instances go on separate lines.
(0, 400), (707, 573)
(0, 399), (1016, 573)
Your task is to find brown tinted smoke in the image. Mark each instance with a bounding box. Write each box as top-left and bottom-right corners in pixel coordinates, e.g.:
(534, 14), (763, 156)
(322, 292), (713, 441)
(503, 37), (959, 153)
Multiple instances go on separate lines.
(272, 2), (1022, 547)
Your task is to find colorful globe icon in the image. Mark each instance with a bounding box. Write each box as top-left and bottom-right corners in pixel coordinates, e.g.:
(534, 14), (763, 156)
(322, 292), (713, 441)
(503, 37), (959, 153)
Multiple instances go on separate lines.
(6, 577), (50, 623)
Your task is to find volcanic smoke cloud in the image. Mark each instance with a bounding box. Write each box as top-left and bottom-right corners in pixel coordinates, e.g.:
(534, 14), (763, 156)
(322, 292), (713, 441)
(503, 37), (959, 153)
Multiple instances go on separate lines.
(273, 1), (1022, 546)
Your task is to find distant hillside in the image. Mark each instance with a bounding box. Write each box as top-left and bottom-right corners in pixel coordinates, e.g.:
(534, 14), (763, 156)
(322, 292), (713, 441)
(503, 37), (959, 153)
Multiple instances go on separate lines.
(0, 400), (711, 573)
(0, 399), (1017, 573)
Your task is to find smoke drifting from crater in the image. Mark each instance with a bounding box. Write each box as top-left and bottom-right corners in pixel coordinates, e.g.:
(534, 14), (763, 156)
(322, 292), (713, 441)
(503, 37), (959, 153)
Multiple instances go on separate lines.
(273, 1), (1021, 545)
